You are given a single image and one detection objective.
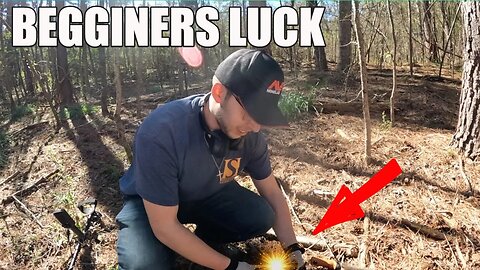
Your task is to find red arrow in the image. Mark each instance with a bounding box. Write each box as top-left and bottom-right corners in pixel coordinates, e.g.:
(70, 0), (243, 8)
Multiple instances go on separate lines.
(312, 158), (402, 235)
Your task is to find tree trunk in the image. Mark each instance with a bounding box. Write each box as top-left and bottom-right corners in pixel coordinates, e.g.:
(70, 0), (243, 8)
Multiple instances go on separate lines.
(56, 45), (74, 106)
(56, 0), (74, 107)
(307, 47), (312, 65)
(416, 2), (425, 63)
(5, 1), (12, 33)
(0, 0), (3, 50)
(22, 51), (35, 97)
(438, 4), (461, 78)
(99, 47), (109, 116)
(387, 0), (397, 126)
(201, 47), (211, 79)
(314, 47), (328, 71)
(131, 48), (143, 116)
(98, 0), (109, 116)
(408, 1), (413, 76)
(13, 85), (22, 105)
(307, 0), (327, 71)
(8, 88), (16, 118)
(23, 49), (61, 129)
(337, 0), (352, 72)
(155, 48), (165, 89)
(47, 47), (58, 106)
(352, 0), (371, 164)
(113, 49), (133, 163)
(14, 52), (28, 103)
(113, 50), (123, 122)
(423, 1), (440, 63)
(379, 38), (385, 70)
(131, 0), (147, 113)
(80, 0), (90, 101)
(365, 6), (379, 65)
(440, 2), (449, 51)
(452, 2), (480, 160)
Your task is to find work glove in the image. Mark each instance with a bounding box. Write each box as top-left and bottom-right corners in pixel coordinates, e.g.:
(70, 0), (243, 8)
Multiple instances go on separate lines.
(285, 243), (306, 270)
(225, 258), (255, 270)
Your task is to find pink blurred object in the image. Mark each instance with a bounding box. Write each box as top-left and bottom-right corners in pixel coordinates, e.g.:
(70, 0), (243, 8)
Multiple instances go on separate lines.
(178, 46), (203, 67)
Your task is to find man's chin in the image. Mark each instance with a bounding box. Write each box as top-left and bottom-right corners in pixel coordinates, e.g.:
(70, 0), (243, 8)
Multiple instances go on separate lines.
(219, 124), (246, 139)
(224, 130), (244, 140)
(228, 133), (242, 140)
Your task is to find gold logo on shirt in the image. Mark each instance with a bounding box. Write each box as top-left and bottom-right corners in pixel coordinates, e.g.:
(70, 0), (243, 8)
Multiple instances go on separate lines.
(219, 158), (241, 183)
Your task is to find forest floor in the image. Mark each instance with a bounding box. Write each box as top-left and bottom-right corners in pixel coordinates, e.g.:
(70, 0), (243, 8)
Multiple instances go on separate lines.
(0, 65), (479, 270)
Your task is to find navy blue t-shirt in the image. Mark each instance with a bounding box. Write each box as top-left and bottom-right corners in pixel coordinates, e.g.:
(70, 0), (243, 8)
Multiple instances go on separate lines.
(119, 94), (272, 206)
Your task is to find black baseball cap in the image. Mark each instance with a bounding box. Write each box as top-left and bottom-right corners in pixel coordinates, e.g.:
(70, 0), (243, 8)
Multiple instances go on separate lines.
(214, 49), (289, 127)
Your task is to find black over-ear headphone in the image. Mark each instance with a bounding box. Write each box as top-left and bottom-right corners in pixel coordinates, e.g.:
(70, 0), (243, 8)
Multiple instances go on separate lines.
(199, 96), (244, 158)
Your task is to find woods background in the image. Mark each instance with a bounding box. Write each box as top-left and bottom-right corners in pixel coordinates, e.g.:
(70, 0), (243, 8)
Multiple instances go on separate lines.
(0, 1), (479, 270)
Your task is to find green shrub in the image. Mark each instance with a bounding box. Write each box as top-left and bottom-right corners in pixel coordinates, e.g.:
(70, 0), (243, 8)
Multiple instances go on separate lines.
(278, 91), (315, 120)
(61, 103), (99, 120)
(380, 111), (392, 131)
(11, 104), (35, 121)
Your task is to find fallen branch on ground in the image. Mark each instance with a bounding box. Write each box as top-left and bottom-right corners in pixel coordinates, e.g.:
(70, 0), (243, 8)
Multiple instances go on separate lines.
(357, 215), (370, 268)
(313, 189), (335, 196)
(10, 121), (49, 137)
(276, 179), (308, 233)
(0, 171), (21, 188)
(12, 195), (44, 229)
(2, 169), (59, 205)
(454, 240), (467, 268)
(400, 219), (446, 240)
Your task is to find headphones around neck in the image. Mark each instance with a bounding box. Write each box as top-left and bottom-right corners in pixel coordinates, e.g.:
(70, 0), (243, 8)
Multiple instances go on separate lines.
(199, 96), (244, 158)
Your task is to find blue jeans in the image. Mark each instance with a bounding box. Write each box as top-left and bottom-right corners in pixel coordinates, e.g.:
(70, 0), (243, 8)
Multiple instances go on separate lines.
(116, 181), (275, 270)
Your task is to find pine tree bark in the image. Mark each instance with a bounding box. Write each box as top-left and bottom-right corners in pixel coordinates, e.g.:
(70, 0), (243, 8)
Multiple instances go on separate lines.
(314, 47), (328, 71)
(337, 0), (352, 72)
(452, 2), (480, 160)
(56, 0), (74, 107)
(56, 46), (74, 106)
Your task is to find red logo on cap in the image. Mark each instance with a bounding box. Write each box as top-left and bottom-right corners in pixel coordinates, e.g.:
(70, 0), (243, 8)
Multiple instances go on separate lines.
(266, 80), (284, 95)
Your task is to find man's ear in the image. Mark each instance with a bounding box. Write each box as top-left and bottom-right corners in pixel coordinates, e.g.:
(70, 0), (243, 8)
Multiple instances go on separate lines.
(211, 83), (225, 103)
